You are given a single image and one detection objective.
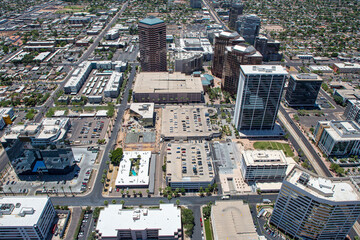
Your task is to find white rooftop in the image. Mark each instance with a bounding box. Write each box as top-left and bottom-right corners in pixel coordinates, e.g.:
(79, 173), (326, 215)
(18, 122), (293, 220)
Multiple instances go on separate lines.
(96, 204), (181, 238)
(130, 103), (154, 119)
(287, 167), (360, 202)
(241, 65), (288, 75)
(0, 197), (50, 226)
(115, 151), (151, 187)
(242, 150), (293, 166)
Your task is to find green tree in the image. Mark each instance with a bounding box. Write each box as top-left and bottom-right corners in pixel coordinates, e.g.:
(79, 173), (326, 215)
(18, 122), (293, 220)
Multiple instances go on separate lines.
(104, 200), (109, 206)
(109, 148), (123, 166)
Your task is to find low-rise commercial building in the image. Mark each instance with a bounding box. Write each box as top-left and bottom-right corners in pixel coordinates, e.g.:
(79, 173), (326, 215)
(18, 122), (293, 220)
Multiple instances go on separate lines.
(1, 118), (74, 175)
(0, 107), (15, 125)
(129, 103), (155, 127)
(133, 72), (204, 104)
(285, 73), (323, 107)
(333, 62), (360, 73)
(211, 201), (258, 240)
(115, 151), (151, 188)
(270, 166), (360, 240)
(96, 204), (182, 240)
(166, 142), (215, 190)
(0, 197), (56, 240)
(314, 120), (360, 157)
(240, 150), (295, 182)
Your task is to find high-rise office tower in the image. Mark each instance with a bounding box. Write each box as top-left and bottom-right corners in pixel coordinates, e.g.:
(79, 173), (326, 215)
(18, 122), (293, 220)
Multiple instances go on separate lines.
(285, 73), (323, 107)
(222, 44), (262, 94)
(270, 166), (360, 240)
(190, 0), (202, 8)
(233, 65), (287, 131)
(139, 16), (167, 72)
(236, 14), (261, 45)
(254, 35), (283, 61)
(229, 1), (244, 30)
(211, 31), (241, 78)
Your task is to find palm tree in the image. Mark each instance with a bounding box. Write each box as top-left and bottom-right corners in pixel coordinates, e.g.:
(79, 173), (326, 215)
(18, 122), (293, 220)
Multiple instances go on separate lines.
(0, 186), (6, 196)
(8, 187), (13, 196)
(61, 186), (66, 196)
(176, 199), (180, 206)
(69, 186), (73, 196)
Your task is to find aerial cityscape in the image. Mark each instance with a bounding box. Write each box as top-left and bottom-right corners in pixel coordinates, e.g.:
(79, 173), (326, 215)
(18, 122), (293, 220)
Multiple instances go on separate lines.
(0, 0), (359, 239)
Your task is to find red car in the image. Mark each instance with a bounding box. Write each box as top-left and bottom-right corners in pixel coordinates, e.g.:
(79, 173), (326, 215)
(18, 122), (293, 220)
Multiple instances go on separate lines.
(200, 217), (202, 223)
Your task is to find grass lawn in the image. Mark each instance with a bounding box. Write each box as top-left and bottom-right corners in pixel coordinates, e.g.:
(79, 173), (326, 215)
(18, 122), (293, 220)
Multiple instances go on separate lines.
(253, 141), (294, 157)
(204, 219), (213, 240)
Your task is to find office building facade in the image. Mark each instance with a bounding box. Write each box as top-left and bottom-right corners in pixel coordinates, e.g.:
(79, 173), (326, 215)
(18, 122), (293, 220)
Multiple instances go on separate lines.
(240, 150), (293, 182)
(139, 16), (167, 72)
(345, 99), (360, 125)
(228, 1), (244, 30)
(222, 44), (262, 94)
(233, 65), (287, 131)
(211, 31), (242, 78)
(236, 14), (261, 45)
(285, 74), (323, 107)
(0, 197), (56, 240)
(313, 120), (360, 157)
(254, 35), (282, 61)
(270, 167), (360, 240)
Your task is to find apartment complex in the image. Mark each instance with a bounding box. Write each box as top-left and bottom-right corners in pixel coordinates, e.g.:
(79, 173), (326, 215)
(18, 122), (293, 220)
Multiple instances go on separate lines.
(313, 120), (360, 157)
(233, 65), (288, 131)
(285, 73), (323, 107)
(139, 16), (167, 72)
(222, 44), (262, 94)
(240, 150), (295, 182)
(270, 167), (360, 240)
(211, 31), (243, 78)
(96, 204), (182, 240)
(0, 197), (56, 240)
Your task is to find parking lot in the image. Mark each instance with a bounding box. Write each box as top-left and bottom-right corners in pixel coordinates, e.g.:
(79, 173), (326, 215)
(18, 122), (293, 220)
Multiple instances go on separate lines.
(68, 117), (109, 145)
(78, 69), (111, 99)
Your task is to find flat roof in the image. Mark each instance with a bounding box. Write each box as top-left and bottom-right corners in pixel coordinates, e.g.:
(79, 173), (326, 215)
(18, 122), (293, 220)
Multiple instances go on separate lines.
(133, 72), (203, 94)
(286, 166), (360, 202)
(325, 120), (360, 140)
(0, 197), (50, 227)
(211, 201), (258, 240)
(166, 142), (215, 184)
(139, 16), (164, 26)
(334, 62), (360, 69)
(96, 204), (181, 238)
(291, 73), (322, 81)
(130, 103), (154, 119)
(115, 151), (151, 187)
(240, 65), (288, 75)
(242, 150), (293, 166)
(161, 106), (220, 139)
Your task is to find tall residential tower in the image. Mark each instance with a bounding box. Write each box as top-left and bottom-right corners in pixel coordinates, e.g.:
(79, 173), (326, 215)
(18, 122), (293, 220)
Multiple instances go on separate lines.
(139, 16), (167, 72)
(270, 166), (360, 240)
(211, 31), (242, 78)
(233, 65), (287, 131)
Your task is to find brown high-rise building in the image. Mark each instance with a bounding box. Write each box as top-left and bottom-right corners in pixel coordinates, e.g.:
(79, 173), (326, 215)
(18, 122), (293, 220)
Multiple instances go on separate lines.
(222, 44), (262, 94)
(139, 16), (167, 72)
(211, 31), (242, 78)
